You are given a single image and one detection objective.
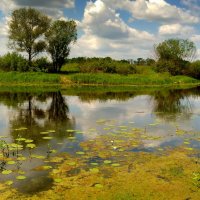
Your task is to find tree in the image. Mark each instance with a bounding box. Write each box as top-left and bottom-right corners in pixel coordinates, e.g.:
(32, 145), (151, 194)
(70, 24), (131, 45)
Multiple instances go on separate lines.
(8, 8), (51, 67)
(45, 20), (77, 72)
(154, 39), (196, 75)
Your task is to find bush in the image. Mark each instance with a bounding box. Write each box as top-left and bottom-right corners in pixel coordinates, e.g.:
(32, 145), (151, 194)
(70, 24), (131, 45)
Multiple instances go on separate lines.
(0, 52), (28, 72)
(134, 65), (156, 74)
(32, 57), (51, 72)
(186, 61), (200, 79)
(156, 59), (189, 76)
(78, 58), (135, 75)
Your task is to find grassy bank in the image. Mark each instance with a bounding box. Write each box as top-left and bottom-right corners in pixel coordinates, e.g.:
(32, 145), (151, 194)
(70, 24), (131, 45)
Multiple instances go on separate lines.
(0, 72), (60, 85)
(67, 73), (200, 86)
(0, 72), (199, 86)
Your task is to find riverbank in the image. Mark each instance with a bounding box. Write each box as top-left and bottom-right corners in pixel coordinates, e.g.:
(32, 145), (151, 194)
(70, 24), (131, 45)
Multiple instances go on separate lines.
(0, 72), (199, 87)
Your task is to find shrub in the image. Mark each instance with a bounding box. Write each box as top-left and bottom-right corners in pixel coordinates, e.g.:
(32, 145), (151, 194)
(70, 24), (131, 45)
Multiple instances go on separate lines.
(186, 61), (200, 79)
(78, 58), (135, 75)
(156, 59), (189, 76)
(32, 57), (51, 72)
(0, 52), (28, 72)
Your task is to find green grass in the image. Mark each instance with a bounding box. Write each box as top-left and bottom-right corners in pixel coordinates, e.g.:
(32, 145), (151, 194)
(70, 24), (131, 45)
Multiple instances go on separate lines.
(61, 63), (80, 73)
(0, 72), (199, 87)
(67, 73), (200, 86)
(0, 72), (60, 85)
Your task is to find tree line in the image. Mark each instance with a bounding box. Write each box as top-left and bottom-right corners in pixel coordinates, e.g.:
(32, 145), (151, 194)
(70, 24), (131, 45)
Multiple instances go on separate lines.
(0, 7), (200, 78)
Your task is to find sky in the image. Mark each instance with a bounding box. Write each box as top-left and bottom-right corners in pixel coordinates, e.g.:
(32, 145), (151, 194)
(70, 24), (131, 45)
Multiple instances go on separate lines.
(0, 0), (200, 60)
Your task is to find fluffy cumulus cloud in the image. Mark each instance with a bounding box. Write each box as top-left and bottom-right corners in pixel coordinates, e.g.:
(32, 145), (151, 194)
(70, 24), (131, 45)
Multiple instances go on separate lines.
(0, 0), (75, 17)
(103, 0), (199, 24)
(71, 0), (156, 59)
(159, 24), (195, 36)
(71, 0), (200, 59)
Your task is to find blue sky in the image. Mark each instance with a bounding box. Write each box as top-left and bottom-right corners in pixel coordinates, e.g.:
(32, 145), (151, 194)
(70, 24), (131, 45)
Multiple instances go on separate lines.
(0, 0), (200, 59)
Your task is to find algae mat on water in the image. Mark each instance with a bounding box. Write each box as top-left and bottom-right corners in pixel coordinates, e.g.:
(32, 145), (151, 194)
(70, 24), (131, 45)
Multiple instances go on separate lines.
(0, 148), (199, 199)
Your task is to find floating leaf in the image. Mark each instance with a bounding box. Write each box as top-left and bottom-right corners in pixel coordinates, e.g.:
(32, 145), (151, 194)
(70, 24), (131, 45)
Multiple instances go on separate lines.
(18, 170), (25, 175)
(76, 151), (85, 155)
(7, 160), (16, 165)
(91, 163), (99, 166)
(17, 157), (26, 161)
(94, 184), (103, 188)
(40, 132), (49, 135)
(16, 138), (26, 141)
(54, 178), (63, 183)
(14, 127), (27, 131)
(67, 162), (76, 166)
(90, 168), (99, 173)
(25, 140), (33, 143)
(5, 180), (13, 186)
(31, 155), (45, 159)
(2, 170), (12, 175)
(47, 130), (56, 133)
(43, 165), (52, 170)
(104, 160), (112, 164)
(42, 137), (53, 140)
(68, 137), (76, 140)
(66, 130), (75, 133)
(112, 163), (120, 167)
(16, 175), (26, 180)
(26, 143), (36, 149)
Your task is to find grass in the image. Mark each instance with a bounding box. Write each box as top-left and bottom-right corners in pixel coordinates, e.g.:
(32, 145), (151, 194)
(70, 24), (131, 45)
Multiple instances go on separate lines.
(0, 72), (199, 87)
(61, 63), (80, 73)
(0, 72), (60, 85)
(67, 73), (200, 86)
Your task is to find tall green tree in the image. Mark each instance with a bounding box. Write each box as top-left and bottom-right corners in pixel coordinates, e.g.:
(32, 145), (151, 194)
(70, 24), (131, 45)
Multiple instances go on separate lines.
(8, 8), (51, 67)
(155, 39), (196, 75)
(45, 20), (77, 72)
(155, 39), (196, 61)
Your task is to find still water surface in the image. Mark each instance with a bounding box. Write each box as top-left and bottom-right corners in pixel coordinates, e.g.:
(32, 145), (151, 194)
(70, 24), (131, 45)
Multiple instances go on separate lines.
(0, 86), (199, 193)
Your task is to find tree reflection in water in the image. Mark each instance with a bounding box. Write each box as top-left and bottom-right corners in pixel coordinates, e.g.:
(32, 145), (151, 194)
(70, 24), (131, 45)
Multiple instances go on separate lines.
(3, 91), (75, 143)
(152, 87), (200, 121)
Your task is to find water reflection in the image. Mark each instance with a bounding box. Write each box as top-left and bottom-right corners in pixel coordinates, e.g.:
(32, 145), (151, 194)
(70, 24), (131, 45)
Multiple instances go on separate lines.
(0, 86), (200, 193)
(8, 91), (75, 143)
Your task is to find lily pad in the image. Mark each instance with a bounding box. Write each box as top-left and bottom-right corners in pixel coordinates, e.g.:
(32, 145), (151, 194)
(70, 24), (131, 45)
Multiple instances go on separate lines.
(104, 160), (112, 164)
(42, 137), (53, 140)
(25, 139), (33, 143)
(112, 163), (120, 167)
(94, 184), (103, 188)
(54, 178), (63, 183)
(7, 160), (16, 165)
(67, 162), (76, 166)
(16, 175), (26, 180)
(90, 168), (99, 173)
(76, 151), (85, 155)
(26, 143), (36, 149)
(2, 170), (12, 175)
(5, 180), (13, 186)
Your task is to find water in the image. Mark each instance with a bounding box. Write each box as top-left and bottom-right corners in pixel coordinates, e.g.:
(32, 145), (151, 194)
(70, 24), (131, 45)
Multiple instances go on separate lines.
(0, 86), (200, 194)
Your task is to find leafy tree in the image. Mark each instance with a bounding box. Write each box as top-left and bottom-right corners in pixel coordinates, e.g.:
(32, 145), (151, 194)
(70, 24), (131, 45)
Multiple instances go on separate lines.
(0, 52), (28, 72)
(154, 39), (196, 75)
(45, 20), (77, 72)
(155, 39), (196, 61)
(8, 8), (51, 67)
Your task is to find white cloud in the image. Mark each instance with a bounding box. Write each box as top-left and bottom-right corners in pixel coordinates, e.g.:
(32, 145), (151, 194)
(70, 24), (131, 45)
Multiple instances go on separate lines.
(159, 24), (195, 36)
(103, 0), (199, 24)
(71, 0), (155, 59)
(191, 34), (200, 42)
(0, 0), (75, 18)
